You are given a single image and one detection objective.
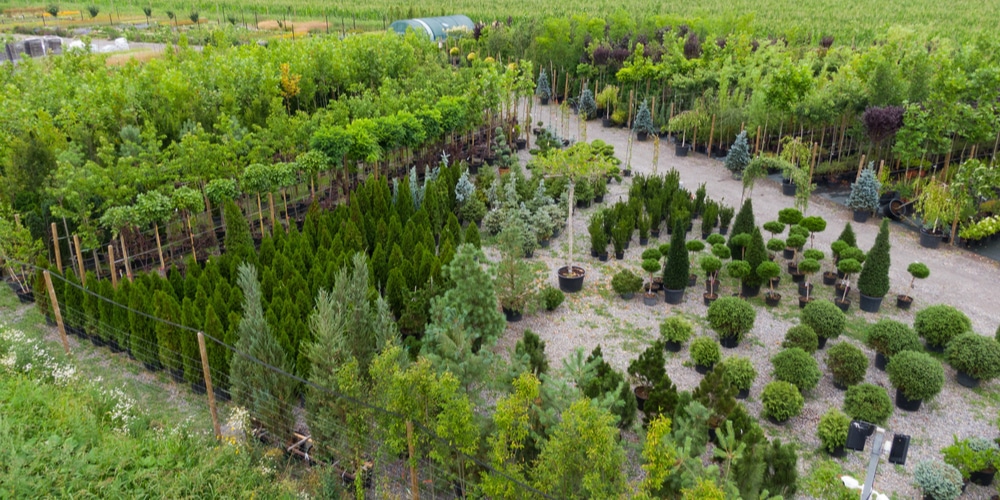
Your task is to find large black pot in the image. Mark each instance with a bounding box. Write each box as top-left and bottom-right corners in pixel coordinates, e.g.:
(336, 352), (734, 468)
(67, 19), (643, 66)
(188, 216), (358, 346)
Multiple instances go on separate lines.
(828, 446), (847, 458)
(970, 468), (996, 487)
(598, 252), (609, 262)
(695, 363), (714, 375)
(503, 308), (523, 323)
(956, 370), (980, 389)
(735, 388), (750, 400)
(875, 352), (888, 371)
(816, 336), (828, 349)
(895, 388), (922, 412)
(676, 144), (690, 157)
(781, 179), (796, 196)
(852, 210), (870, 223)
(634, 386), (651, 412)
(664, 288), (684, 304)
(859, 293), (883, 313)
(664, 340), (682, 352)
(835, 299), (851, 312)
(719, 336), (739, 349)
(798, 282), (813, 296)
(558, 266), (585, 293)
(740, 283), (760, 298)
(919, 228), (942, 249)
(783, 248), (795, 260)
(637, 131), (648, 142)
(602, 117), (613, 128)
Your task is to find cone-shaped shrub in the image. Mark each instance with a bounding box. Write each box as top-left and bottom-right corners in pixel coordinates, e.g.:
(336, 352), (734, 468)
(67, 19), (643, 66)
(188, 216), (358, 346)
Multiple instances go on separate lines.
(663, 219), (689, 290)
(728, 199), (755, 258)
(857, 219), (891, 298)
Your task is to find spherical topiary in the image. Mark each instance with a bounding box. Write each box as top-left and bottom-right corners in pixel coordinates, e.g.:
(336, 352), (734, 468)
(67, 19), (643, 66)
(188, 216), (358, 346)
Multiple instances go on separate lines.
(913, 460), (963, 500)
(914, 304), (972, 349)
(843, 383), (893, 425)
(761, 381), (804, 422)
(817, 408), (851, 454)
(706, 296), (756, 340)
(801, 299), (846, 340)
(945, 333), (1000, 381)
(660, 315), (694, 344)
(782, 324), (819, 353)
(887, 350), (945, 402)
(825, 342), (868, 387)
(690, 336), (721, 368)
(865, 319), (922, 357)
(720, 356), (757, 391)
(542, 286), (565, 311)
(771, 347), (821, 393)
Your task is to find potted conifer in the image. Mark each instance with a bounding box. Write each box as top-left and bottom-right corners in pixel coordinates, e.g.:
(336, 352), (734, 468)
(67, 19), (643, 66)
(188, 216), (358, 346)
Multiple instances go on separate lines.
(660, 315), (694, 352)
(536, 69), (552, 105)
(633, 101), (656, 142)
(846, 164), (881, 223)
(757, 261), (782, 306)
(897, 262), (929, 310)
(628, 341), (666, 411)
(641, 248), (662, 306)
(856, 219), (891, 313)
(724, 131), (751, 180)
(887, 350), (944, 412)
(700, 255), (722, 306)
(945, 333), (1000, 388)
(663, 219), (689, 304)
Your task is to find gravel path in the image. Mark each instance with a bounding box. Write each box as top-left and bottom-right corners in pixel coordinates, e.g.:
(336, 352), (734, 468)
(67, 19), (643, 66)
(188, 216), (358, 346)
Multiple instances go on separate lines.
(496, 105), (1000, 499)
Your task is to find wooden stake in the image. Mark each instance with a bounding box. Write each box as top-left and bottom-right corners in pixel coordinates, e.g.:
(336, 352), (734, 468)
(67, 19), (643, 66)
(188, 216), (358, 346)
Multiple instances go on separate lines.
(73, 235), (85, 285)
(707, 114), (716, 156)
(268, 192), (277, 232)
(119, 234), (133, 282)
(187, 215), (197, 261)
(197, 332), (222, 440)
(43, 270), (70, 355)
(856, 154), (867, 181)
(256, 193), (265, 236)
(153, 223), (165, 271)
(13, 214), (19, 227)
(92, 251), (100, 280)
(754, 126), (762, 155)
(406, 420), (420, 500)
(51, 222), (62, 273)
(108, 245), (117, 288)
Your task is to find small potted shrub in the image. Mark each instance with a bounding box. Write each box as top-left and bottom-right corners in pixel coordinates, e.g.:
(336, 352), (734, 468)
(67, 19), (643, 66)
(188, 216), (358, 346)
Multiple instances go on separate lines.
(845, 165), (881, 222)
(843, 383), (893, 425)
(817, 408), (851, 457)
(578, 88), (598, 120)
(699, 255), (723, 306)
(825, 342), (868, 389)
(663, 219), (690, 304)
(628, 341), (667, 412)
(771, 347), (821, 393)
(541, 285), (565, 311)
(633, 100), (656, 141)
(589, 212), (609, 260)
(718, 206), (735, 235)
(706, 296), (756, 348)
(915, 304), (972, 352)
(720, 356), (756, 399)
(886, 350), (945, 412)
(660, 315), (694, 352)
(943, 437), (1000, 486)
(757, 261), (782, 306)
(761, 380), (804, 424)
(856, 219), (891, 313)
(726, 260), (750, 298)
(641, 256), (662, 306)
(690, 336), (721, 374)
(797, 256), (822, 307)
(782, 324), (819, 353)
(611, 268), (643, 300)
(897, 262), (930, 310)
(825, 240), (848, 285)
(945, 333), (1000, 388)
(685, 240), (706, 286)
(801, 299), (846, 349)
(536, 69), (552, 105)
(865, 319), (922, 370)
(913, 460), (963, 500)
(834, 258), (861, 312)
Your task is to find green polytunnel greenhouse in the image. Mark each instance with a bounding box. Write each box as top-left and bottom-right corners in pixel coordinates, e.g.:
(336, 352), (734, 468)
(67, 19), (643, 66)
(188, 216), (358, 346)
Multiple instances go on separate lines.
(389, 15), (475, 41)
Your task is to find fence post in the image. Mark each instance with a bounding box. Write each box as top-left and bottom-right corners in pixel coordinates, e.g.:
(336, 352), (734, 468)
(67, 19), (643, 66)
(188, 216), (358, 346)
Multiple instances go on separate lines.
(197, 332), (222, 440)
(406, 420), (420, 500)
(153, 222), (165, 271)
(73, 234), (86, 285)
(108, 245), (117, 288)
(51, 222), (63, 273)
(43, 270), (70, 355)
(119, 234), (133, 282)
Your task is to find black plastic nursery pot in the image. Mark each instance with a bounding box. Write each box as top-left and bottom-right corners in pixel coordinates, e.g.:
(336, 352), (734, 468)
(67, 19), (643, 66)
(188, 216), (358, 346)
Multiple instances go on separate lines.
(664, 340), (682, 353)
(781, 179), (796, 196)
(835, 299), (851, 312)
(694, 363), (714, 375)
(895, 388), (922, 412)
(557, 266), (585, 293)
(643, 293), (659, 306)
(664, 288), (684, 304)
(719, 336), (740, 349)
(919, 228), (942, 249)
(853, 210), (870, 223)
(735, 388), (749, 400)
(896, 295), (913, 310)
(859, 293), (883, 313)
(764, 293), (781, 307)
(503, 308), (523, 323)
(956, 370), (980, 389)
(874, 352), (888, 371)
(676, 144), (690, 157)
(740, 283), (760, 298)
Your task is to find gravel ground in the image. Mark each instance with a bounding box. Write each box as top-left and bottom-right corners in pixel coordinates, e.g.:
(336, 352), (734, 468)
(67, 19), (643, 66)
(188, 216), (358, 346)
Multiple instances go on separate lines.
(494, 105), (1000, 499)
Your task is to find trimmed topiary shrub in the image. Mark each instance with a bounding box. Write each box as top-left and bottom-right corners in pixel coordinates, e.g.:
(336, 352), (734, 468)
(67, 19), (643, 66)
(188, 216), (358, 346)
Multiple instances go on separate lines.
(887, 350), (945, 402)
(771, 347), (821, 393)
(945, 333), (1000, 381)
(611, 269), (644, 297)
(856, 219), (891, 298)
(915, 304), (972, 350)
(720, 356), (757, 392)
(801, 299), (846, 341)
(542, 285), (565, 311)
(865, 319), (921, 357)
(817, 408), (851, 454)
(782, 325), (819, 353)
(706, 296), (756, 341)
(913, 460), (963, 500)
(825, 342), (868, 387)
(690, 336), (721, 368)
(660, 315), (694, 344)
(663, 218), (690, 290)
(761, 381), (804, 422)
(843, 383), (893, 425)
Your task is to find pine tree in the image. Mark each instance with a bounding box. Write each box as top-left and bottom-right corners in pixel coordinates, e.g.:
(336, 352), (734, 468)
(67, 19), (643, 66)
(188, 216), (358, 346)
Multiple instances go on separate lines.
(663, 218), (690, 290)
(515, 329), (549, 376)
(229, 263), (295, 444)
(430, 243), (505, 349)
(743, 226), (768, 287)
(153, 290), (183, 376)
(421, 304), (493, 394)
(724, 131), (751, 175)
(465, 221), (481, 249)
(728, 198), (755, 259)
(857, 219), (892, 298)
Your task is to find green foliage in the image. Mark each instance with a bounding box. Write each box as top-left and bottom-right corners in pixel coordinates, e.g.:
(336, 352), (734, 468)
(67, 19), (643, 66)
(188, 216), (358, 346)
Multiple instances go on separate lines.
(533, 399), (627, 499)
(856, 219), (891, 297)
(464, 220), (482, 249)
(825, 342), (868, 387)
(578, 88), (598, 119)
(494, 225), (539, 313)
(431, 243), (505, 347)
(913, 460), (963, 500)
(915, 304), (972, 349)
(843, 383), (893, 425)
(663, 218), (690, 290)
(541, 285), (565, 311)
(706, 296), (756, 340)
(152, 290), (182, 374)
(777, 208), (803, 227)
(846, 165), (882, 212)
(720, 356), (757, 391)
(801, 299), (845, 340)
(660, 315), (694, 343)
(725, 131), (751, 175)
(907, 261), (930, 280)
(945, 333), (1000, 381)
(942, 437), (1000, 480)
(760, 381), (804, 421)
(536, 69), (552, 100)
(515, 329), (550, 376)
(782, 324), (819, 353)
(580, 347), (637, 428)
(628, 341), (667, 387)
(728, 199), (755, 257)
(771, 347), (821, 393)
(865, 319), (922, 357)
(223, 200), (254, 260)
(611, 268), (644, 296)
(718, 206), (735, 230)
(836, 223), (857, 248)
(690, 337), (721, 367)
(887, 350), (945, 401)
(742, 227), (767, 287)
(817, 408), (851, 453)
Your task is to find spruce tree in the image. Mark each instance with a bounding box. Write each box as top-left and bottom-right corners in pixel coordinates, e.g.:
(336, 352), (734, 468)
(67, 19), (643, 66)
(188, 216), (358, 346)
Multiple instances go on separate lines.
(743, 227), (768, 287)
(429, 243), (506, 348)
(725, 130), (751, 175)
(728, 198), (755, 259)
(153, 290), (183, 376)
(229, 263), (295, 444)
(857, 219), (891, 298)
(663, 218), (690, 290)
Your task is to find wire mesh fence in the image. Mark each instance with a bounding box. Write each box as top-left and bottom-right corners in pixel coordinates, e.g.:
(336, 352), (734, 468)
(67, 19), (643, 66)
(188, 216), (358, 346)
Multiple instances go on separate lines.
(15, 262), (551, 499)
